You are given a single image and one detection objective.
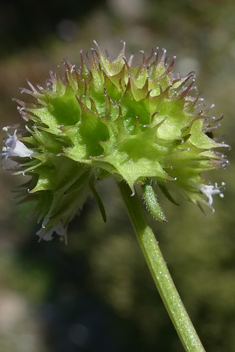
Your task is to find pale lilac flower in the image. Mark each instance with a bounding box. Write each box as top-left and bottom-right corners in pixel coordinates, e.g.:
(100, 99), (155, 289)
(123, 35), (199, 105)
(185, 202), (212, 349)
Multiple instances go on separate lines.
(198, 182), (225, 211)
(1, 129), (33, 161)
(36, 220), (67, 244)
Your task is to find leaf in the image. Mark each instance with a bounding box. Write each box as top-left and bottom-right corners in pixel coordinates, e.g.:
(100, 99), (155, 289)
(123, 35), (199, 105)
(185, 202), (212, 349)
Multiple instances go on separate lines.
(142, 180), (167, 222)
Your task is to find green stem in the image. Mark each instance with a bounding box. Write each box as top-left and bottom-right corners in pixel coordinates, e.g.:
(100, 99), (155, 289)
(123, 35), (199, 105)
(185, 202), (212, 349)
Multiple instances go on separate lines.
(117, 181), (205, 352)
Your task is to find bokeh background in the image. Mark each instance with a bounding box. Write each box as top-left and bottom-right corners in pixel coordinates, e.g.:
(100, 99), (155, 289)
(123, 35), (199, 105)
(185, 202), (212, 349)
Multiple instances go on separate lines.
(0, 0), (235, 351)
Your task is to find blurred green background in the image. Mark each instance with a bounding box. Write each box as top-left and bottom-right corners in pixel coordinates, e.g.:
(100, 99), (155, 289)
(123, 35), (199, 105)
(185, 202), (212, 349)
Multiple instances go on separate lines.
(0, 0), (235, 351)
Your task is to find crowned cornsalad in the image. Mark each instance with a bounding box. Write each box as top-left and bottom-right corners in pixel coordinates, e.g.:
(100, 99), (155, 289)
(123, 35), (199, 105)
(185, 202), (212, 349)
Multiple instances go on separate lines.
(1, 41), (228, 242)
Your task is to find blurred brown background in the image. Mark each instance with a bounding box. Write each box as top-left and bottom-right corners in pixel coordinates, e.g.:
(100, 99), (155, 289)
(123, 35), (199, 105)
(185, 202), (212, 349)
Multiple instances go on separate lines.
(0, 0), (235, 351)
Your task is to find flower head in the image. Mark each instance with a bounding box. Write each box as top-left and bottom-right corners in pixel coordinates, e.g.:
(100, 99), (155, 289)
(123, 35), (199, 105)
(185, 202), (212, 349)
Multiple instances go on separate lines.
(1, 41), (228, 240)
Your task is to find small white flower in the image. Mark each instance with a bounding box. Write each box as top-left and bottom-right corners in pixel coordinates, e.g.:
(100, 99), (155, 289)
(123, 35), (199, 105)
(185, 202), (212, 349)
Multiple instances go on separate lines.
(36, 221), (67, 244)
(198, 182), (225, 211)
(1, 129), (33, 161)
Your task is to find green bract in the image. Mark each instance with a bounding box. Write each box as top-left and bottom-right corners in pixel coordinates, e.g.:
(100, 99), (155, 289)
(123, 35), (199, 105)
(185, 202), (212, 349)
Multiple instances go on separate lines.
(1, 42), (228, 241)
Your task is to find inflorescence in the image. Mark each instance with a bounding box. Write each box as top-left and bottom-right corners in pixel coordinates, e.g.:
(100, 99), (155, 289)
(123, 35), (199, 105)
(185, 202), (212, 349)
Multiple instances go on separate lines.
(1, 41), (229, 241)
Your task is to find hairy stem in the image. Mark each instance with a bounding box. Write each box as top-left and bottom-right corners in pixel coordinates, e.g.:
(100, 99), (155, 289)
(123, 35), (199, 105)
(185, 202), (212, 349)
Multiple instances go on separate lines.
(117, 181), (205, 352)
